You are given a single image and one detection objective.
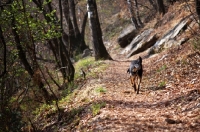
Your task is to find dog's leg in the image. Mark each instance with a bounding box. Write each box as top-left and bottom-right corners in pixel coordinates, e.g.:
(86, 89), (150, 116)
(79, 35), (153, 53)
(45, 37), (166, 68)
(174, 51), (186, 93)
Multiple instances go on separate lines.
(130, 76), (133, 86)
(133, 83), (137, 92)
(131, 76), (136, 92)
(136, 76), (142, 94)
(132, 76), (137, 92)
(131, 76), (137, 92)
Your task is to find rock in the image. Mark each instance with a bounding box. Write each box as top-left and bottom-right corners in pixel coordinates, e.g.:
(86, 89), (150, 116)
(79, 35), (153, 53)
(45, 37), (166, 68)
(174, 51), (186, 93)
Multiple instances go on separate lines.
(70, 58), (75, 63)
(165, 118), (182, 124)
(126, 32), (158, 58)
(148, 15), (193, 55)
(81, 48), (93, 58)
(117, 25), (137, 48)
(120, 28), (157, 58)
(164, 38), (189, 49)
(165, 118), (176, 124)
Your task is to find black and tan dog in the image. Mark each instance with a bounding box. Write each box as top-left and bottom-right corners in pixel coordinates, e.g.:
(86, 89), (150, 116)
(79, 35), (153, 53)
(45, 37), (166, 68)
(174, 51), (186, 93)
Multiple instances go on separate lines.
(127, 56), (143, 94)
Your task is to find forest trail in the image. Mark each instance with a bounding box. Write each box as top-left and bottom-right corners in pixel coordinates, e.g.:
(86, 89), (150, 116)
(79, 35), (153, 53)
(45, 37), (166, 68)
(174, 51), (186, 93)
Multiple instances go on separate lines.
(70, 43), (200, 131)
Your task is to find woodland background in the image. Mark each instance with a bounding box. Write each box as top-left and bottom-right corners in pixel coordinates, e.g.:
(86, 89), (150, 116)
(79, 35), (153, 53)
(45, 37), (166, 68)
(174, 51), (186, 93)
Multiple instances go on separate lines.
(0, 0), (200, 131)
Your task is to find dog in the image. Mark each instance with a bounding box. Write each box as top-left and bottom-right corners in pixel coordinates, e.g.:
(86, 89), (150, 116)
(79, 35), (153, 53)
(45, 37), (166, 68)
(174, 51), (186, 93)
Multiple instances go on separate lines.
(127, 56), (143, 94)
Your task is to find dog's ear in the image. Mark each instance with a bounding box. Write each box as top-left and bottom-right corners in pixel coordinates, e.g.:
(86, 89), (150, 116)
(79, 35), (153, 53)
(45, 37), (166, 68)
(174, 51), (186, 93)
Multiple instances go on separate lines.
(139, 56), (142, 63)
(127, 68), (130, 73)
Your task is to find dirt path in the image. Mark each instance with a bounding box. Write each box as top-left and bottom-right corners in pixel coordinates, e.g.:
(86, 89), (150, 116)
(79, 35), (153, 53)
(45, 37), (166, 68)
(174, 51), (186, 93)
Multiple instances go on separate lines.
(73, 45), (200, 131)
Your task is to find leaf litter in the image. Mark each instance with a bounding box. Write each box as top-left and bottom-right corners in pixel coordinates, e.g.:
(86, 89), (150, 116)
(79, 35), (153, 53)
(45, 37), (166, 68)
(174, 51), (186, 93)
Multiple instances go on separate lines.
(72, 43), (200, 132)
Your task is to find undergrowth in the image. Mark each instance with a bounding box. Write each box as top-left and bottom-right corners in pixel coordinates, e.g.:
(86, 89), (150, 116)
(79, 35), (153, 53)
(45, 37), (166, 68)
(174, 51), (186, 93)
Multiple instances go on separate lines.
(192, 37), (200, 51)
(33, 56), (108, 127)
(95, 86), (107, 94)
(91, 102), (106, 116)
(74, 57), (107, 79)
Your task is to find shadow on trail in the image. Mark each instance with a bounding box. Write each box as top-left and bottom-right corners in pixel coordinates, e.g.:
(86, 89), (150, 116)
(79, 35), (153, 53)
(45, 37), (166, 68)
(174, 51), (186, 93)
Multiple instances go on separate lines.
(146, 85), (166, 91)
(79, 89), (200, 131)
(41, 89), (200, 131)
(100, 89), (200, 110)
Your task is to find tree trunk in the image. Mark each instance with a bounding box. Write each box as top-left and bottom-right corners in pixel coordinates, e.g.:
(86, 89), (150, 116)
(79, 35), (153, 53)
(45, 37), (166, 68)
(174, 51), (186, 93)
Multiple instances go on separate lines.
(61, 0), (88, 54)
(133, 0), (143, 27)
(196, 0), (200, 20)
(59, 0), (75, 82)
(62, 0), (77, 56)
(87, 0), (112, 60)
(127, 0), (139, 29)
(68, 0), (80, 37)
(148, 0), (157, 10)
(80, 12), (88, 49)
(11, 16), (50, 103)
(156, 0), (165, 16)
(33, 0), (75, 82)
(0, 25), (7, 78)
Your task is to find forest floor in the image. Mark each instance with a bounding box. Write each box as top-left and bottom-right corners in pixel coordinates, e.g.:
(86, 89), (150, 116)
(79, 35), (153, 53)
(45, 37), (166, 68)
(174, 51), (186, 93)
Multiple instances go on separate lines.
(54, 42), (200, 132)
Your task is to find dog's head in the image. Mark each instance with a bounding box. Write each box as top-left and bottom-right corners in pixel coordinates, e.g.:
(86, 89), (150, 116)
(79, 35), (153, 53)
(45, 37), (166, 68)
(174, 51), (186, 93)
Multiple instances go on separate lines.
(127, 56), (142, 76)
(127, 66), (139, 76)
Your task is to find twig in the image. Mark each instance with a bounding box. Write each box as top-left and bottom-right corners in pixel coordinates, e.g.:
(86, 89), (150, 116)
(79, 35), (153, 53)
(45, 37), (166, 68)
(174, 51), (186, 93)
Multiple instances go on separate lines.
(45, 66), (62, 90)
(154, 54), (168, 64)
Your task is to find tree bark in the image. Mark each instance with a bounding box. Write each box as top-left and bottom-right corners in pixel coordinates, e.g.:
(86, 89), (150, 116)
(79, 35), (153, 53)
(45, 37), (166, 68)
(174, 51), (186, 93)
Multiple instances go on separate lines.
(156, 0), (165, 16)
(87, 0), (112, 60)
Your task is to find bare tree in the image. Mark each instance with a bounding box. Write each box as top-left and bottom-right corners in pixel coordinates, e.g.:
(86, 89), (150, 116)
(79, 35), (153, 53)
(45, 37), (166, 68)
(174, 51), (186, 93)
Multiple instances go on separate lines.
(87, 0), (112, 60)
(133, 0), (143, 27)
(59, 0), (75, 82)
(127, 0), (139, 29)
(68, 0), (88, 51)
(32, 0), (75, 82)
(196, 0), (200, 20)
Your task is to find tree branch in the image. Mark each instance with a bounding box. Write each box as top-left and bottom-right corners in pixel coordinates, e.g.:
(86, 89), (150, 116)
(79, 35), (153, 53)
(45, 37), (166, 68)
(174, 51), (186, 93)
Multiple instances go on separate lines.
(0, 25), (7, 78)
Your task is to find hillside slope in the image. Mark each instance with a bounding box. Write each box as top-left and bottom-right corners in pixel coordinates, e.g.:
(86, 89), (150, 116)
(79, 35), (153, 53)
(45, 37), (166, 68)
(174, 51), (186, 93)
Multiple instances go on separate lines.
(48, 41), (198, 131)
(73, 42), (200, 132)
